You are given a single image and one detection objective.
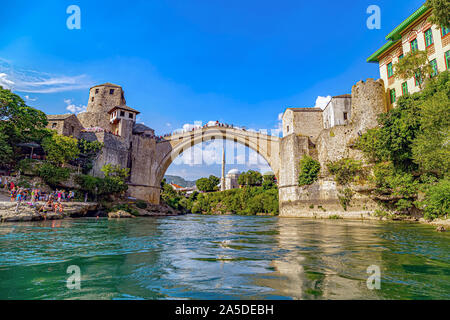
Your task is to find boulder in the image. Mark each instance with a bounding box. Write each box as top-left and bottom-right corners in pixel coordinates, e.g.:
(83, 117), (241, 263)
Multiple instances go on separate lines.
(436, 226), (446, 232)
(108, 210), (134, 219)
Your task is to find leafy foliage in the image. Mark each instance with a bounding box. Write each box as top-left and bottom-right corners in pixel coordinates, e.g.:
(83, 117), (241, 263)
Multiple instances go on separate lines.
(355, 71), (450, 217)
(327, 158), (364, 186)
(262, 173), (277, 190)
(196, 175), (220, 192)
(190, 186), (279, 215)
(394, 50), (431, 89)
(37, 162), (71, 187)
(238, 170), (263, 187)
(418, 178), (450, 220)
(426, 0), (450, 28)
(42, 132), (79, 166)
(76, 139), (103, 173)
(298, 156), (321, 186)
(411, 82), (450, 177)
(0, 87), (48, 166)
(76, 165), (129, 200)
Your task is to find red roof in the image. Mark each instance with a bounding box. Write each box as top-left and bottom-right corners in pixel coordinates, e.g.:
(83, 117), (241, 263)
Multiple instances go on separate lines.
(170, 183), (184, 189)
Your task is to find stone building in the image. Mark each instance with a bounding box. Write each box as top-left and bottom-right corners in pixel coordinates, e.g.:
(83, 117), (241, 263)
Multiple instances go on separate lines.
(46, 114), (83, 138)
(367, 4), (450, 108)
(225, 169), (241, 190)
(281, 108), (323, 142)
(322, 94), (352, 129)
(278, 78), (387, 217)
(77, 83), (127, 131)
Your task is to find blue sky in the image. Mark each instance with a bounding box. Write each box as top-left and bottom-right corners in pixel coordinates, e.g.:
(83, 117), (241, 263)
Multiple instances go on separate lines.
(0, 0), (425, 180)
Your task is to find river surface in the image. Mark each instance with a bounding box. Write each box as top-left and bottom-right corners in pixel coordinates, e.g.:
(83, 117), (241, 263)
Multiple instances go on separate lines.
(0, 215), (448, 300)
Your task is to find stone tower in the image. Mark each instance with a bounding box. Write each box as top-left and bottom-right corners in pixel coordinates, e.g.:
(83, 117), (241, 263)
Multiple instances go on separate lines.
(77, 83), (126, 131)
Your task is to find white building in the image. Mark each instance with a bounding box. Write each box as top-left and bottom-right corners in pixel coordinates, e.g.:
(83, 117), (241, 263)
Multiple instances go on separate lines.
(367, 4), (450, 108)
(225, 169), (241, 190)
(322, 94), (352, 129)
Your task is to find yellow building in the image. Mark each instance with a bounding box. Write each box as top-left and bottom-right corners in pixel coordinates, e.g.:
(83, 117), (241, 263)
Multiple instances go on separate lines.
(367, 4), (450, 108)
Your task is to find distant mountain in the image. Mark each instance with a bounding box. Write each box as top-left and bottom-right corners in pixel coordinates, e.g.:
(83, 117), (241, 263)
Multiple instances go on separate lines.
(164, 175), (196, 188)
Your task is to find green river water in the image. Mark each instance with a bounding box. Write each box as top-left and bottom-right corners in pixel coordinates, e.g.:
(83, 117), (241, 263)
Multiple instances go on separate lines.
(0, 215), (448, 300)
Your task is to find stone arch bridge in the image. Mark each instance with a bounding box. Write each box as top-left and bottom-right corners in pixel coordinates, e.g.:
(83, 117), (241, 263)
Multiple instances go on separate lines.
(127, 126), (281, 204)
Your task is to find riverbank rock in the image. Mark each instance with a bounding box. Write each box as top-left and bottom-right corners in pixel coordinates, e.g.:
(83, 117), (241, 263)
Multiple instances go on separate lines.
(0, 201), (99, 222)
(135, 203), (182, 216)
(108, 210), (135, 219)
(436, 226), (446, 232)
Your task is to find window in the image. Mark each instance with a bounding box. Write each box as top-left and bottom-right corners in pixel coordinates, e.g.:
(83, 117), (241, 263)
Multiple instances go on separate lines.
(390, 89), (396, 104)
(424, 28), (434, 47)
(446, 51), (450, 70)
(95, 89), (99, 94)
(128, 113), (133, 119)
(343, 112), (348, 121)
(120, 111), (125, 117)
(430, 59), (438, 77)
(415, 71), (423, 86)
(286, 125), (289, 133)
(402, 82), (408, 95)
(398, 54), (404, 60)
(442, 26), (449, 37)
(410, 38), (418, 52)
(110, 89), (115, 95)
(91, 97), (94, 102)
(52, 123), (57, 128)
(387, 62), (394, 78)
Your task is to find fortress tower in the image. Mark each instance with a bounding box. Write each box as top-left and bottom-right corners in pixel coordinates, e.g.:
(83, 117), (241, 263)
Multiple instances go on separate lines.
(77, 83), (127, 131)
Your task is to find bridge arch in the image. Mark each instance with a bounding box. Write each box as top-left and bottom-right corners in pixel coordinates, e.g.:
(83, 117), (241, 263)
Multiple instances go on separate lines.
(155, 127), (281, 185)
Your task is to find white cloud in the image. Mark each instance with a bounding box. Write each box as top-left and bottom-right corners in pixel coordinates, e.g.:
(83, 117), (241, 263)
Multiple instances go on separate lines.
(0, 73), (15, 89)
(64, 98), (87, 114)
(314, 95), (332, 110)
(0, 58), (93, 93)
(24, 95), (37, 102)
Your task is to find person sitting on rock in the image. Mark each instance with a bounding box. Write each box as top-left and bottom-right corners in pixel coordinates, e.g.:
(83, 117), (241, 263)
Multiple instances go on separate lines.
(54, 202), (63, 214)
(38, 200), (53, 214)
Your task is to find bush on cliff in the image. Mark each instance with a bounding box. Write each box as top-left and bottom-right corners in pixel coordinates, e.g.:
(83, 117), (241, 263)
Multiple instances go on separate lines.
(418, 179), (450, 220)
(298, 156), (320, 186)
(355, 71), (449, 217)
(327, 158), (365, 186)
(37, 162), (71, 187)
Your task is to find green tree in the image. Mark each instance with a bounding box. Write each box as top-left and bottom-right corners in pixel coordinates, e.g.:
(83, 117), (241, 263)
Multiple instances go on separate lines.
(394, 50), (431, 90)
(412, 85), (450, 177)
(0, 87), (48, 165)
(419, 178), (450, 220)
(41, 132), (80, 166)
(196, 175), (219, 192)
(238, 170), (263, 186)
(262, 172), (276, 189)
(298, 155), (321, 186)
(426, 0), (450, 29)
(101, 164), (130, 180)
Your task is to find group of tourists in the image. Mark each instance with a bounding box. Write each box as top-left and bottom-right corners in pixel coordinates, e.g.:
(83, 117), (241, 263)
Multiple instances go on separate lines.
(0, 176), (75, 215)
(155, 121), (241, 141)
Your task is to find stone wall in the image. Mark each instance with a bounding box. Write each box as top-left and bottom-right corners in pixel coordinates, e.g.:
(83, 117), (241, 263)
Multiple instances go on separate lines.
(278, 79), (387, 217)
(282, 108), (323, 143)
(46, 115), (83, 139)
(81, 132), (130, 177)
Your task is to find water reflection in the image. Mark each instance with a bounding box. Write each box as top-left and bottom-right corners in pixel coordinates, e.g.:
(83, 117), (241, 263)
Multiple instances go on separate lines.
(0, 216), (448, 300)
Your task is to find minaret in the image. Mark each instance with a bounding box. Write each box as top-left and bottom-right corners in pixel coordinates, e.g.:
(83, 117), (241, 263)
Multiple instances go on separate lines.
(221, 145), (226, 191)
